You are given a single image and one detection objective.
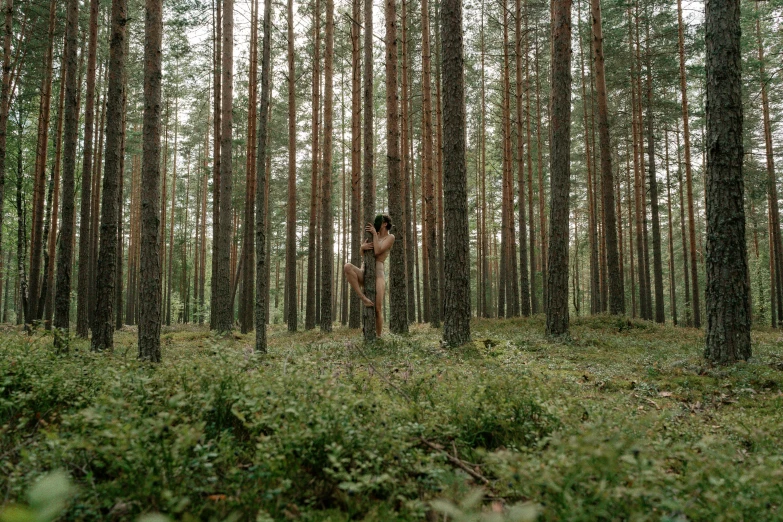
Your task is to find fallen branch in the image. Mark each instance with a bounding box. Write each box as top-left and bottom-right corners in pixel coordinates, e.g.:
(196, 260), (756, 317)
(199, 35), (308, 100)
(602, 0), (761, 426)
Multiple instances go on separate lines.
(420, 437), (491, 486)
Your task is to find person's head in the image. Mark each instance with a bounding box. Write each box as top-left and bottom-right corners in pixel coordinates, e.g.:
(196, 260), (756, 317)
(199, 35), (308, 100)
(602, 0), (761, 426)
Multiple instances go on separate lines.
(374, 213), (393, 232)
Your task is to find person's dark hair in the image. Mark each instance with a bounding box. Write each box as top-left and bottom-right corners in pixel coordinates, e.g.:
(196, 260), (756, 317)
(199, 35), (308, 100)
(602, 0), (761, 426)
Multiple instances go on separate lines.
(374, 213), (393, 232)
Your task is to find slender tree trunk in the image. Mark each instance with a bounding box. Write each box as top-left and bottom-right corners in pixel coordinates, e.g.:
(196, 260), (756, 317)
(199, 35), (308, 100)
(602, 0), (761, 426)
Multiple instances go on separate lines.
(76, 0), (100, 337)
(285, 0), (298, 331)
(210, 0), (221, 329)
(676, 119), (691, 324)
(349, 0), (361, 329)
(645, 17), (664, 323)
(44, 47), (66, 329)
(138, 0), (163, 361)
(385, 0), (407, 333)
(515, 0), (530, 316)
(361, 0), (376, 339)
(241, 0), (259, 333)
(578, 1), (599, 314)
(526, 17), (537, 315)
(546, 0), (572, 337)
(756, 13), (783, 327)
(421, 0), (438, 328)
(53, 0), (80, 350)
(28, 0), (56, 323)
(676, 0), (700, 327)
(591, 0), (622, 315)
(212, 0), (234, 331)
(319, 0), (334, 331)
(0, 0), (13, 292)
(306, 0), (321, 330)
(665, 128), (678, 325)
(703, 0), (749, 363)
(402, 0), (415, 323)
(91, 0), (127, 351)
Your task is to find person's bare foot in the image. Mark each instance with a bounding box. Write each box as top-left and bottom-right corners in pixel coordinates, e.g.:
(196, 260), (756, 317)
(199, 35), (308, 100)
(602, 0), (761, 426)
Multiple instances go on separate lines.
(361, 295), (375, 307)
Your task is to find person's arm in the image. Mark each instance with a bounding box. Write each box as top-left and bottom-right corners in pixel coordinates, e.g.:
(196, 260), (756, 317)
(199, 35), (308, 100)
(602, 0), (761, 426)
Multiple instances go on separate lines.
(366, 223), (395, 257)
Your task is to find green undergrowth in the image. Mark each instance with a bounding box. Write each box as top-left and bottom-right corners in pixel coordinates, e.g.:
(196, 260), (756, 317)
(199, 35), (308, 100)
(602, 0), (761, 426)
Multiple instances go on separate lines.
(1, 316), (782, 521)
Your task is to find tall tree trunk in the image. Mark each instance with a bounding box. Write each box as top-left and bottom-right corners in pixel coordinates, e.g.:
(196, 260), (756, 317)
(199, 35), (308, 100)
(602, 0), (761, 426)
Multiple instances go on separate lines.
(756, 12), (783, 327)
(213, 0), (234, 331)
(676, 0), (700, 328)
(703, 0), (749, 363)
(16, 121), (27, 327)
(441, 0), (470, 345)
(241, 0), (259, 334)
(645, 16), (664, 323)
(546, 0), (572, 337)
(28, 0), (56, 323)
(0, 0), (13, 294)
(591, 0), (622, 315)
(664, 128), (677, 325)
(421, 0), (439, 328)
(285, 0), (298, 331)
(402, 0), (415, 323)
(362, 0), (376, 339)
(306, 0), (321, 330)
(210, 0), (222, 329)
(53, 0), (80, 350)
(91, 0), (127, 351)
(349, 0), (361, 329)
(386, 0), (407, 333)
(254, 0), (271, 350)
(76, 0), (100, 337)
(578, 1), (599, 315)
(138, 0), (163, 361)
(44, 46), (66, 329)
(516, 0), (530, 316)
(320, 0), (334, 331)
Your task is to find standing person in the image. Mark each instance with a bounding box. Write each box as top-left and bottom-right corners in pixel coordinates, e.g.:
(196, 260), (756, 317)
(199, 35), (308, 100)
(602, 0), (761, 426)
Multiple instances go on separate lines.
(344, 214), (395, 336)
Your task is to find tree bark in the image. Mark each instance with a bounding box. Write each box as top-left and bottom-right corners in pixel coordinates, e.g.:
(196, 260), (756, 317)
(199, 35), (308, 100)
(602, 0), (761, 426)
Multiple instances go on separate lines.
(285, 0), (298, 332)
(241, 0), (259, 334)
(385, 0), (408, 334)
(138, 0), (163, 361)
(91, 0), (127, 351)
(212, 0), (234, 331)
(546, 0), (572, 337)
(703, 0), (749, 363)
(441, 0), (470, 345)
(361, 0), (376, 340)
(306, 0), (321, 331)
(76, 0), (100, 337)
(0, 0), (13, 299)
(515, 0), (530, 316)
(53, 0), (80, 350)
(254, 0), (271, 350)
(349, 0), (361, 329)
(320, 0), (334, 331)
(591, 0), (623, 315)
(676, 0), (700, 328)
(28, 0), (56, 323)
(421, 0), (439, 328)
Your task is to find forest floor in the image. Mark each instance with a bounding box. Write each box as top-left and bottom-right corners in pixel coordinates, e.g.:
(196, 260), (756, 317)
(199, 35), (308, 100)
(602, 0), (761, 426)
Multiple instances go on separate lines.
(2, 315), (783, 521)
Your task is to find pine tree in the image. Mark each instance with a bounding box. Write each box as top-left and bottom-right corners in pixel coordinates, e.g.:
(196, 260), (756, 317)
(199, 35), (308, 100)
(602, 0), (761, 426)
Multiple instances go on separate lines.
(546, 0), (572, 337)
(703, 0), (749, 363)
(53, 0), (80, 350)
(441, 0), (470, 345)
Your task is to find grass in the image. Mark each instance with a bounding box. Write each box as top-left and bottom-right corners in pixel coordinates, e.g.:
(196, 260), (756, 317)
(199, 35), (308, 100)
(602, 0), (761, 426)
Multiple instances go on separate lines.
(1, 315), (782, 521)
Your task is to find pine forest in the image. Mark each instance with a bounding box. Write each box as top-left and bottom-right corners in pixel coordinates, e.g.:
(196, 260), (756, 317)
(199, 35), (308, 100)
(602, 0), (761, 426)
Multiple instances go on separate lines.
(0, 0), (781, 519)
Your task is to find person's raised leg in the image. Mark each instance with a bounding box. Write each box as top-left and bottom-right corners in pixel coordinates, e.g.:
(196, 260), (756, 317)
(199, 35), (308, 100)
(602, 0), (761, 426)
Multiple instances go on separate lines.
(344, 263), (374, 307)
(375, 271), (385, 337)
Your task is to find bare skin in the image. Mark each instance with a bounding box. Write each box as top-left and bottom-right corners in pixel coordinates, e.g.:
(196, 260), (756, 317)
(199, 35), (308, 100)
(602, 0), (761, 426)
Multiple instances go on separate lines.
(344, 221), (395, 336)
